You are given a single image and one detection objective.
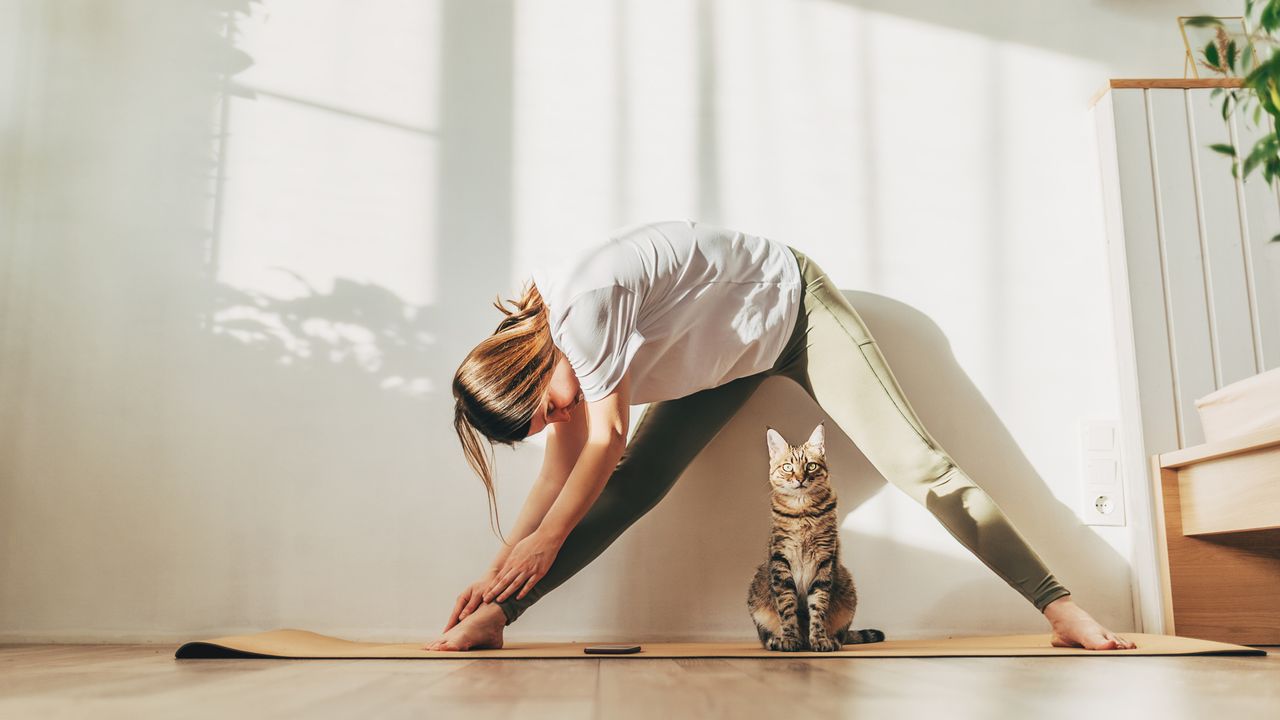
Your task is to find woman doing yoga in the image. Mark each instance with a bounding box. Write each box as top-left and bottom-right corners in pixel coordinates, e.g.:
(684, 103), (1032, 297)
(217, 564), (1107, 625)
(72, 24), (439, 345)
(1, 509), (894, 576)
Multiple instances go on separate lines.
(425, 220), (1135, 652)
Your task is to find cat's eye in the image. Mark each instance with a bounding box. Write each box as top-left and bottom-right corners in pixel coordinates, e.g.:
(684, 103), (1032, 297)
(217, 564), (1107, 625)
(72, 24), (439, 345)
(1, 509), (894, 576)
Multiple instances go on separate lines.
(806, 462), (817, 471)
(782, 463), (794, 472)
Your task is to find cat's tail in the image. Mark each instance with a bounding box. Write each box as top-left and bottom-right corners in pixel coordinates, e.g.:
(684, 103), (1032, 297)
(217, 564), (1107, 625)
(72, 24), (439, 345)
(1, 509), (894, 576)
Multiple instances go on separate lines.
(839, 628), (886, 645)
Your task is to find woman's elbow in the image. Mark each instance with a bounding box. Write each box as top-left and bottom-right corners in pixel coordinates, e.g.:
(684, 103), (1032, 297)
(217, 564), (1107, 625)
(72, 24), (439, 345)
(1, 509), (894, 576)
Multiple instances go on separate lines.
(587, 430), (628, 454)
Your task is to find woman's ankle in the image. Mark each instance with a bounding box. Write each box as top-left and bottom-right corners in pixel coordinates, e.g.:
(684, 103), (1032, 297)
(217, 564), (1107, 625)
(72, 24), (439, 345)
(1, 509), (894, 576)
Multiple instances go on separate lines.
(1042, 595), (1077, 619)
(491, 599), (520, 626)
(474, 601), (508, 625)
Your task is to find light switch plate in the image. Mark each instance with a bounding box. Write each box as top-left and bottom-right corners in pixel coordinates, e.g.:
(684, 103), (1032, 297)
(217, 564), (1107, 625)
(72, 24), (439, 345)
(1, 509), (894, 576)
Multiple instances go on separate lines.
(1086, 458), (1117, 486)
(1079, 420), (1126, 526)
(1084, 424), (1115, 452)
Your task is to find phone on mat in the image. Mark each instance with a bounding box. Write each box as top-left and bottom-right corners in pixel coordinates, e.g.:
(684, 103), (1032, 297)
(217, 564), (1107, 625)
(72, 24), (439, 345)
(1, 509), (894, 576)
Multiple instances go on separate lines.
(583, 644), (642, 655)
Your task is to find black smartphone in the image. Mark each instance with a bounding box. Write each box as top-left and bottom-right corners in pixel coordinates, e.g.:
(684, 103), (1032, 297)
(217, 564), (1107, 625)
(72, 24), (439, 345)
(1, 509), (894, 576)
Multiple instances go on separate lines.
(583, 644), (642, 655)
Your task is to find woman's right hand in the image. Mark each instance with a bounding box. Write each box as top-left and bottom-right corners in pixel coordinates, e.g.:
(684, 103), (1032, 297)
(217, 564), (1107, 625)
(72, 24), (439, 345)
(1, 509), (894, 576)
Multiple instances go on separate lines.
(443, 571), (499, 632)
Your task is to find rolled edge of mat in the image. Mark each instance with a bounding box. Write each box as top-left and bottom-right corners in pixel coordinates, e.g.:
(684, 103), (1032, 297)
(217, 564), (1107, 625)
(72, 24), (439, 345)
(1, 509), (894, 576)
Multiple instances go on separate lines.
(175, 642), (279, 659)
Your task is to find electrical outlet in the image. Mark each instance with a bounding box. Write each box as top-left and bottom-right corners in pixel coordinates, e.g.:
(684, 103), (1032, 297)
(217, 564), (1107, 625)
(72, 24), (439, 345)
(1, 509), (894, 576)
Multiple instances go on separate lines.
(1084, 487), (1124, 523)
(1079, 421), (1126, 526)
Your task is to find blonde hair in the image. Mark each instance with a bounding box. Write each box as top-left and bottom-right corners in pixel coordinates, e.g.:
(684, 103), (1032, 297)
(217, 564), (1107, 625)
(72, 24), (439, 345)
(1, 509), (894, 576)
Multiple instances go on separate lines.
(452, 281), (556, 539)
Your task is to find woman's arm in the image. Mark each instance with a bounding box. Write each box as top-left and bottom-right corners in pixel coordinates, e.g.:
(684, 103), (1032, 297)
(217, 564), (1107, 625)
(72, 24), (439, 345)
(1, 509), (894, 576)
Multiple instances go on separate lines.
(482, 371), (632, 603)
(536, 378), (630, 540)
(533, 429), (626, 540)
(486, 403), (588, 571)
(445, 398), (589, 630)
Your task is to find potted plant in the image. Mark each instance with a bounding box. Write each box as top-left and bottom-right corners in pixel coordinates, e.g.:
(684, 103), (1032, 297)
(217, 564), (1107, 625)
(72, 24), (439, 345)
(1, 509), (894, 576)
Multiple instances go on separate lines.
(1187, 3), (1280, 240)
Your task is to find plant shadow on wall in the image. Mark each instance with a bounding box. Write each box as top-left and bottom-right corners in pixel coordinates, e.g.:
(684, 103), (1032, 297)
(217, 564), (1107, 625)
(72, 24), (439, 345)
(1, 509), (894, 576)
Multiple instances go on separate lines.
(208, 272), (442, 397)
(199, 2), (441, 400)
(170, 0), (535, 629)
(181, 272), (532, 629)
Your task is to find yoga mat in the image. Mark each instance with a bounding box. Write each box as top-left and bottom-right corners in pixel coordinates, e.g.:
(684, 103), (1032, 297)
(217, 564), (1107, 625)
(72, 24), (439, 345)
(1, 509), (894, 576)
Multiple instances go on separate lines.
(175, 629), (1266, 659)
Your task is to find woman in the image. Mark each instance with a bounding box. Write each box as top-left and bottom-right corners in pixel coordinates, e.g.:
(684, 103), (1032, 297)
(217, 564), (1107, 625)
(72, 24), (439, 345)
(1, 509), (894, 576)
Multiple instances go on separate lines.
(426, 220), (1135, 652)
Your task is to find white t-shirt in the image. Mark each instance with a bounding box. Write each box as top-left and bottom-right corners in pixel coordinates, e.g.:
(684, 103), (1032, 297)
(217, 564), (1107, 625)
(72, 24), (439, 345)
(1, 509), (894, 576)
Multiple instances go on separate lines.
(529, 220), (803, 405)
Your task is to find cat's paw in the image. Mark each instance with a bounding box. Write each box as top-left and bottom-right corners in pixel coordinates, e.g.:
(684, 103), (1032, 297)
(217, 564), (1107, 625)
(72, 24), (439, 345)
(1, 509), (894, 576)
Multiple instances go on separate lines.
(767, 635), (806, 652)
(808, 635), (842, 652)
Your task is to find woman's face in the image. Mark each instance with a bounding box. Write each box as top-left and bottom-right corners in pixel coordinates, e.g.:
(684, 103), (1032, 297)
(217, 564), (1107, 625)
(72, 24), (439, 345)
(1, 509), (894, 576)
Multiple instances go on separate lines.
(524, 352), (583, 437)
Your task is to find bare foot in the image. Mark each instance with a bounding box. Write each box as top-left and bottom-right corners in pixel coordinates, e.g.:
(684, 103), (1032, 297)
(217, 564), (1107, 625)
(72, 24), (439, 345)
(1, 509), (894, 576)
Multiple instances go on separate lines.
(1043, 596), (1136, 651)
(423, 602), (506, 651)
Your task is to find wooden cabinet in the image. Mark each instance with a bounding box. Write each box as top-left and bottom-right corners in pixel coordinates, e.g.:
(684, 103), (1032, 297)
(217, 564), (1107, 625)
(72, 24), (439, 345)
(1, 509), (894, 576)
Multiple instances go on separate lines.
(1151, 428), (1280, 644)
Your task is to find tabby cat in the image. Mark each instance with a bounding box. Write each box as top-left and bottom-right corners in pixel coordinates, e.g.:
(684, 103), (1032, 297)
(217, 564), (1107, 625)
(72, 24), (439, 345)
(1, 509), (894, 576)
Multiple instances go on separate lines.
(747, 422), (885, 651)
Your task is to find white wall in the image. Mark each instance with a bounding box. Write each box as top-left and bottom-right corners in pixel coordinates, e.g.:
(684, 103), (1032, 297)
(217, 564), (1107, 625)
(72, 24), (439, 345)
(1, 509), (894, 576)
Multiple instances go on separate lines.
(0, 0), (1243, 642)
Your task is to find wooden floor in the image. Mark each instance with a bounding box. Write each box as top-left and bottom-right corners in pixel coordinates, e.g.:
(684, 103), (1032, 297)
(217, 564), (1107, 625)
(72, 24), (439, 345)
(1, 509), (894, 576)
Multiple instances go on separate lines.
(2, 644), (1278, 719)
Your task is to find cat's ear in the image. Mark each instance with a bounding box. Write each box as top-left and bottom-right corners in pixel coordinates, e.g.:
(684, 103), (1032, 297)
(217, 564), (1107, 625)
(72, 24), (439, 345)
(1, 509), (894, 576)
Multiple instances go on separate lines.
(806, 422), (825, 453)
(766, 427), (789, 458)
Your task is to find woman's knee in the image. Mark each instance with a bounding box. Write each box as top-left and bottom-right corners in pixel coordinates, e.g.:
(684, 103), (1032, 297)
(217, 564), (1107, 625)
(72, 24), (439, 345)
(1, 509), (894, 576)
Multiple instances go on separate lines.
(876, 454), (959, 506)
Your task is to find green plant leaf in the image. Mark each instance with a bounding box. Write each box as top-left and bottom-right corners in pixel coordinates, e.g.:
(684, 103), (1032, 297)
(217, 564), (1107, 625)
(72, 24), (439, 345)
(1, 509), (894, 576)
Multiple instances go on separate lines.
(1241, 134), (1280, 178)
(1263, 2), (1280, 32)
(1204, 40), (1222, 69)
(1184, 15), (1225, 27)
(1201, 8), (1280, 194)
(1257, 87), (1277, 118)
(1270, 232), (1280, 242)
(1268, 80), (1280, 112)
(1250, 61), (1280, 116)
(1243, 145), (1264, 178)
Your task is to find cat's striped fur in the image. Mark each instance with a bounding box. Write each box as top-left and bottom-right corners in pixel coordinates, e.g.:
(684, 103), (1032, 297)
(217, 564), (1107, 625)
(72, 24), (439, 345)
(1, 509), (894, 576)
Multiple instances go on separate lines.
(747, 423), (885, 651)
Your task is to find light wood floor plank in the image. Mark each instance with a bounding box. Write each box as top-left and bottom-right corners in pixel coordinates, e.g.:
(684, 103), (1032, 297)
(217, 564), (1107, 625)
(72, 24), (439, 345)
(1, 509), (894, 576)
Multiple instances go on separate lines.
(598, 658), (771, 719)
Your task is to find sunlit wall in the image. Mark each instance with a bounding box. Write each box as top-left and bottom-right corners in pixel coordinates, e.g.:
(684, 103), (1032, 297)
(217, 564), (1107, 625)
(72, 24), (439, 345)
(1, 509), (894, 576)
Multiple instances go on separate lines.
(0, 0), (1242, 642)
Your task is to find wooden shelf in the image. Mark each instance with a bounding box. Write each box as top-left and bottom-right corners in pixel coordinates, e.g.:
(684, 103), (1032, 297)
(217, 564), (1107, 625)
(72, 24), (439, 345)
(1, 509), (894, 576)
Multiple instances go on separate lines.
(1159, 427), (1280, 536)
(1159, 426), (1280, 468)
(1091, 78), (1247, 107)
(1109, 78), (1246, 89)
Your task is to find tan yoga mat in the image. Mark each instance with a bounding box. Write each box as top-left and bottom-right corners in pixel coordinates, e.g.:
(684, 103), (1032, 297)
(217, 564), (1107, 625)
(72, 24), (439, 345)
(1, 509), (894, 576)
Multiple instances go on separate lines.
(174, 629), (1266, 659)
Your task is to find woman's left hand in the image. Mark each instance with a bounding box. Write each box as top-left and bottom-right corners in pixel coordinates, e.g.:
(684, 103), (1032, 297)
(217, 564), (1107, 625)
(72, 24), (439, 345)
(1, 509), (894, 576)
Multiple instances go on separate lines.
(483, 530), (565, 603)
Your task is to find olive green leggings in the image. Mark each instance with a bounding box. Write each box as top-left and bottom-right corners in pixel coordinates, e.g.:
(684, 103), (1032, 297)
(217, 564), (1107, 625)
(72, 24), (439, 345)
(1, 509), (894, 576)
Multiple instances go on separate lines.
(498, 246), (1070, 625)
